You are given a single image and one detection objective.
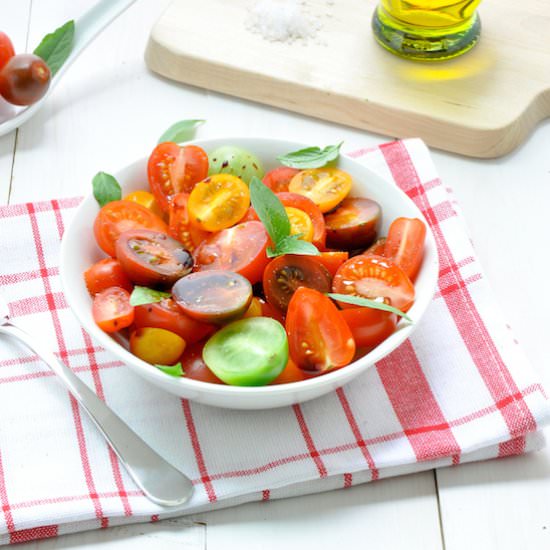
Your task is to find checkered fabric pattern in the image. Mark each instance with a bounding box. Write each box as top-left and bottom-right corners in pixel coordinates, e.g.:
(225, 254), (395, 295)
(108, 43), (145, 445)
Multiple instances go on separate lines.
(0, 139), (548, 545)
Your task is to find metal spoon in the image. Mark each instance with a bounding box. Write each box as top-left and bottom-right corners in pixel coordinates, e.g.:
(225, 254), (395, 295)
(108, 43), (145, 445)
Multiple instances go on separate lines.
(0, 295), (194, 507)
(0, 0), (138, 136)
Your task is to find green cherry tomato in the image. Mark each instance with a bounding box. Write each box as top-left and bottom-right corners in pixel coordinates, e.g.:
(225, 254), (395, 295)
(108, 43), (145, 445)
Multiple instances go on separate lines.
(203, 317), (288, 386)
(208, 145), (265, 184)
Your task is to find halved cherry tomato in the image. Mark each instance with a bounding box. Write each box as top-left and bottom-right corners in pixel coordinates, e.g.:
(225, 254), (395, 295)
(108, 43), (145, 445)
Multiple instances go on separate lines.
(332, 255), (415, 312)
(286, 287), (355, 373)
(270, 359), (306, 384)
(263, 254), (332, 312)
(93, 200), (168, 258)
(124, 190), (164, 218)
(0, 33), (15, 71)
(188, 174), (250, 232)
(243, 297), (263, 318)
(133, 297), (216, 344)
(130, 327), (185, 365)
(147, 143), (209, 211)
(258, 297), (285, 324)
(340, 307), (398, 350)
(262, 167), (300, 193)
(194, 221), (269, 284)
(84, 258), (132, 295)
(92, 287), (134, 333)
(384, 218), (426, 281)
(180, 341), (225, 384)
(168, 192), (210, 252)
(289, 168), (352, 213)
(172, 270), (252, 323)
(286, 206), (313, 241)
(315, 251), (349, 277)
(325, 198), (381, 250)
(115, 229), (193, 287)
(363, 237), (386, 257)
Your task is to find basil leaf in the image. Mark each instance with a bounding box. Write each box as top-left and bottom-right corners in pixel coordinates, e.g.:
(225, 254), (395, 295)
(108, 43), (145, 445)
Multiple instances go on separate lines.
(92, 172), (121, 207)
(154, 362), (184, 377)
(277, 142), (343, 169)
(130, 286), (171, 307)
(158, 119), (205, 144)
(268, 235), (320, 258)
(33, 20), (75, 76)
(327, 293), (412, 322)
(249, 176), (290, 245)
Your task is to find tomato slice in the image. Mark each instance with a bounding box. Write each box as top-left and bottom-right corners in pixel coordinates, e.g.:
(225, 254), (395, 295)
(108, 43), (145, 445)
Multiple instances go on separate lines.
(332, 255), (415, 312)
(0, 33), (15, 71)
(180, 341), (225, 384)
(384, 218), (427, 281)
(289, 168), (352, 213)
(130, 327), (185, 365)
(194, 221), (269, 284)
(325, 198), (381, 250)
(285, 206), (314, 241)
(168, 192), (210, 252)
(84, 258), (132, 295)
(262, 167), (300, 193)
(270, 359), (306, 384)
(115, 229), (193, 287)
(147, 142), (209, 211)
(340, 307), (398, 350)
(93, 200), (168, 258)
(188, 174), (250, 232)
(92, 287), (134, 333)
(286, 287), (355, 373)
(363, 237), (386, 257)
(124, 190), (164, 218)
(172, 270), (252, 323)
(315, 251), (349, 277)
(263, 254), (332, 312)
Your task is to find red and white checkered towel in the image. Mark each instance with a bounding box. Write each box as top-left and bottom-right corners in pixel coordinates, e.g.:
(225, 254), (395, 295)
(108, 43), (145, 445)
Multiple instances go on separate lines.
(0, 139), (548, 545)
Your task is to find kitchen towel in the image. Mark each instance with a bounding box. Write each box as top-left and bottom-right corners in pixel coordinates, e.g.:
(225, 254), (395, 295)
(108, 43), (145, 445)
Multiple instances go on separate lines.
(0, 138), (548, 545)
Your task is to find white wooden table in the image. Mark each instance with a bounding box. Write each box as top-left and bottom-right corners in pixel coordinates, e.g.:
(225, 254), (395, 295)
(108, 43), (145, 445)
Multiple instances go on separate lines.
(3, 1), (550, 548)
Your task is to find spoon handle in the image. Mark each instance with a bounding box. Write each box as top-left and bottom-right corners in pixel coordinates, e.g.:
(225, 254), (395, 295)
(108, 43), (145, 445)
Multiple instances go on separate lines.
(0, 321), (194, 507)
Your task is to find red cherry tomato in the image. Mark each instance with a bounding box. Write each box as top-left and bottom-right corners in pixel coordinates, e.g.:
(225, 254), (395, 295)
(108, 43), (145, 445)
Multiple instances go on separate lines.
(262, 167), (300, 193)
(315, 251), (349, 277)
(363, 237), (386, 257)
(340, 307), (398, 350)
(286, 287), (355, 373)
(332, 255), (415, 312)
(93, 200), (168, 258)
(168, 192), (210, 251)
(258, 297), (286, 324)
(84, 258), (132, 295)
(92, 287), (134, 333)
(194, 221), (270, 284)
(180, 341), (225, 384)
(147, 142), (209, 212)
(0, 53), (50, 106)
(384, 218), (427, 281)
(0, 32), (15, 70)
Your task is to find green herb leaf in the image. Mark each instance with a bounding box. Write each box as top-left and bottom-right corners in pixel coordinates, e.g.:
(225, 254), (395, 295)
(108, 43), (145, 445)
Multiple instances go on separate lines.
(158, 119), (205, 144)
(154, 362), (184, 377)
(268, 235), (320, 258)
(327, 293), (412, 322)
(33, 20), (75, 76)
(129, 286), (171, 307)
(277, 142), (343, 169)
(92, 172), (121, 207)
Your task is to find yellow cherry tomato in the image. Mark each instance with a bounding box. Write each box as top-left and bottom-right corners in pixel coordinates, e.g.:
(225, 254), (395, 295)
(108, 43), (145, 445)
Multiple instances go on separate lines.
(285, 206), (314, 242)
(124, 190), (164, 218)
(130, 327), (186, 365)
(289, 168), (352, 213)
(188, 174), (250, 232)
(243, 297), (263, 318)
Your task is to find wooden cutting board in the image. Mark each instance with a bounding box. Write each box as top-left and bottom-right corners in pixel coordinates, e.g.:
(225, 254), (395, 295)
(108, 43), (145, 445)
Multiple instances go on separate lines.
(145, 0), (550, 158)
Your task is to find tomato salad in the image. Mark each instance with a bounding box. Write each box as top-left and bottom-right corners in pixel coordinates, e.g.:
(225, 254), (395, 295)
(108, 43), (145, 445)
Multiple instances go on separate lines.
(85, 140), (426, 386)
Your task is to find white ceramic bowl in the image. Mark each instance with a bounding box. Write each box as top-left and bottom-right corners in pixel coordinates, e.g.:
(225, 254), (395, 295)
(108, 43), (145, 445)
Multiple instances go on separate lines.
(60, 137), (438, 410)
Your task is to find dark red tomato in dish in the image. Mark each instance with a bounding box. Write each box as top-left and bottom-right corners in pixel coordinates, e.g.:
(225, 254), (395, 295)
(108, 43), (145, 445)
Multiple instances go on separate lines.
(147, 142), (209, 212)
(92, 286), (134, 333)
(180, 341), (225, 384)
(0, 32), (15, 70)
(93, 200), (168, 257)
(0, 53), (50, 106)
(262, 167), (300, 193)
(194, 221), (270, 284)
(263, 254), (332, 313)
(133, 297), (216, 344)
(340, 307), (398, 350)
(84, 258), (133, 295)
(315, 251), (349, 277)
(115, 229), (193, 287)
(332, 255), (415, 312)
(324, 198), (381, 250)
(286, 287), (355, 373)
(172, 270), (252, 323)
(363, 237), (386, 257)
(384, 217), (426, 281)
(168, 192), (210, 252)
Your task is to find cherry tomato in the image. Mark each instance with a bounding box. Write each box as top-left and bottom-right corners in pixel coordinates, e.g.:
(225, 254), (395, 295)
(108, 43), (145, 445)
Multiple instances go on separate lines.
(340, 307), (398, 350)
(147, 143), (209, 212)
(172, 270), (252, 323)
(188, 174), (250, 232)
(130, 327), (185, 365)
(115, 229), (193, 287)
(363, 237), (386, 256)
(93, 200), (168, 258)
(315, 251), (349, 277)
(208, 146), (264, 184)
(0, 32), (15, 70)
(133, 297), (216, 344)
(262, 167), (300, 193)
(263, 254), (332, 312)
(384, 218), (427, 281)
(332, 255), (415, 312)
(286, 206), (314, 241)
(92, 287), (134, 333)
(325, 198), (381, 250)
(289, 168), (352, 213)
(286, 287), (355, 373)
(258, 297), (285, 324)
(168, 192), (210, 252)
(194, 221), (269, 284)
(0, 54), (50, 106)
(180, 341), (224, 384)
(124, 190), (164, 218)
(84, 258), (132, 295)
(270, 359), (306, 384)
(243, 296), (263, 318)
